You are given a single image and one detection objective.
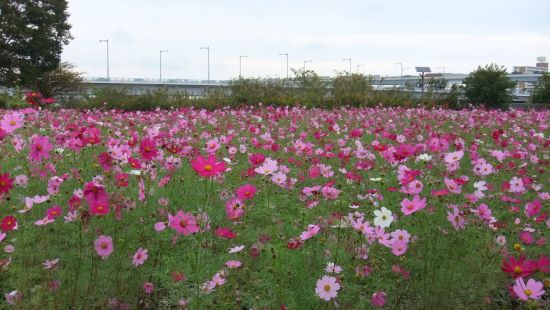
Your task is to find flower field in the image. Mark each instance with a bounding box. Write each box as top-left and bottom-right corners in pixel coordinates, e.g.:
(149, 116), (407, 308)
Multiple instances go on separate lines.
(0, 106), (549, 309)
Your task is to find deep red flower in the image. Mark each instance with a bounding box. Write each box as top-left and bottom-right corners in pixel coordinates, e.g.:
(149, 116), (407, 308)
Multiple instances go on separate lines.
(1, 216), (17, 232)
(214, 227), (237, 239)
(0, 173), (14, 195)
(500, 255), (537, 278)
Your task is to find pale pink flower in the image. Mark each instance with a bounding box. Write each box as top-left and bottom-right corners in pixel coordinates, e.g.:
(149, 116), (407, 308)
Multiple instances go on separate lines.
(315, 275), (340, 301)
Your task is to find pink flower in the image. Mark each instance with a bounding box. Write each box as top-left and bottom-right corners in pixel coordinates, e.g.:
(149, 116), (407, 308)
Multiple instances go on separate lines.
(169, 211), (199, 236)
(225, 198), (246, 221)
(447, 206), (466, 230)
(43, 258), (60, 270)
(29, 135), (53, 161)
(391, 240), (408, 256)
(94, 235), (113, 260)
(509, 177), (525, 193)
(315, 275), (340, 301)
(371, 291), (387, 307)
(254, 158), (278, 175)
(300, 224), (320, 241)
(321, 186), (341, 200)
(133, 248), (148, 267)
(512, 277), (545, 301)
(325, 262), (343, 274)
(142, 282), (154, 295)
(235, 184), (257, 200)
(225, 260), (242, 269)
(0, 112), (24, 133)
(400, 195), (426, 215)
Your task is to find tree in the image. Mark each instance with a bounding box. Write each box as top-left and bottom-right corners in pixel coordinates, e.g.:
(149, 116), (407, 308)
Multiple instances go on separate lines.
(35, 62), (85, 99)
(0, 0), (72, 88)
(531, 72), (550, 104)
(462, 64), (516, 108)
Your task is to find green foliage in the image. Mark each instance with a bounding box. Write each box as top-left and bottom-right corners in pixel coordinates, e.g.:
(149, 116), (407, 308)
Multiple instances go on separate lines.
(35, 62), (85, 99)
(292, 68), (329, 106)
(462, 64), (516, 109)
(531, 72), (550, 104)
(0, 0), (72, 88)
(331, 73), (372, 106)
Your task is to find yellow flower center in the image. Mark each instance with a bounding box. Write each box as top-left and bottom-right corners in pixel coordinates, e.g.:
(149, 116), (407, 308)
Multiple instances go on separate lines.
(524, 289), (532, 296)
(514, 266), (522, 274)
(324, 284), (331, 292)
(0, 180), (5, 186)
(9, 120), (16, 126)
(204, 164), (212, 171)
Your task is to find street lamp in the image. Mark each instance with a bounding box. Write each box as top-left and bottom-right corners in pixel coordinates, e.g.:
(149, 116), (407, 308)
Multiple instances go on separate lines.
(343, 58), (351, 75)
(356, 64), (365, 74)
(159, 50), (168, 82)
(303, 59), (312, 72)
(200, 46), (210, 83)
(239, 55), (248, 78)
(99, 39), (109, 81)
(394, 62), (404, 88)
(279, 53), (289, 79)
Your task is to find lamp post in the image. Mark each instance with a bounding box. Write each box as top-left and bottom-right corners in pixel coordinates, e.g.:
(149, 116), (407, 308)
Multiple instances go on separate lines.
(356, 64), (365, 74)
(394, 62), (404, 88)
(200, 46), (210, 83)
(303, 59), (312, 72)
(343, 58), (351, 75)
(239, 55), (248, 78)
(99, 39), (109, 81)
(279, 53), (289, 79)
(159, 50), (168, 82)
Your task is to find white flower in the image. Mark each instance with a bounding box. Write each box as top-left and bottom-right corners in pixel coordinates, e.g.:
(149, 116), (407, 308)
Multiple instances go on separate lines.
(416, 153), (432, 162)
(369, 177), (382, 182)
(373, 207), (393, 228)
(228, 245), (245, 254)
(473, 181), (487, 191)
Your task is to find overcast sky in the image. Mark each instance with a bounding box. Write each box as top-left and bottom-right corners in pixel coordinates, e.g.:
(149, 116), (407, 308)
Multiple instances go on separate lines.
(61, 0), (550, 80)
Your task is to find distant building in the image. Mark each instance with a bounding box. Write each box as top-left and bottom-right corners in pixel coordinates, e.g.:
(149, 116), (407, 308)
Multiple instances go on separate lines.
(513, 57), (548, 95)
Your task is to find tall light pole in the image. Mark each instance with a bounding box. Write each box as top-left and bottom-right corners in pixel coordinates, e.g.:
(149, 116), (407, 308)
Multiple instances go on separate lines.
(239, 55), (248, 78)
(159, 50), (168, 82)
(200, 46), (210, 83)
(343, 58), (351, 75)
(356, 64), (365, 74)
(99, 39), (109, 81)
(394, 62), (404, 88)
(279, 53), (288, 79)
(303, 59), (312, 72)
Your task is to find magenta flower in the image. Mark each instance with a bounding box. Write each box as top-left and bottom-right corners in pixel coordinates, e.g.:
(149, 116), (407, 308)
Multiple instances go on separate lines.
(94, 235), (113, 260)
(300, 224), (320, 241)
(190, 155), (226, 178)
(235, 184), (257, 200)
(139, 137), (158, 161)
(29, 135), (53, 161)
(371, 291), (387, 307)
